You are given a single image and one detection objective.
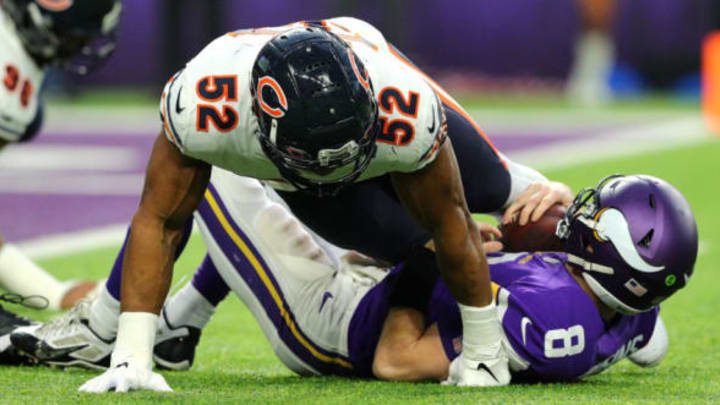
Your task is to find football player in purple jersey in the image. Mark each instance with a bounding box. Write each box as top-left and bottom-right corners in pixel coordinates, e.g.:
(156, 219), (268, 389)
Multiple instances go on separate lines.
(11, 173), (696, 385)
(11, 18), (574, 391)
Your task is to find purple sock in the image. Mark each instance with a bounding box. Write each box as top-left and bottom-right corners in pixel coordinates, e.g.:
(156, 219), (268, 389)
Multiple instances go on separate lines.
(106, 220), (195, 300)
(191, 255), (230, 306)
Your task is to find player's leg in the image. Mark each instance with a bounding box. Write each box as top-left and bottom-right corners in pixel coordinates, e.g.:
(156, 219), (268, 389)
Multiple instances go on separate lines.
(567, 0), (617, 105)
(193, 171), (355, 375)
(8, 220), (196, 369)
(0, 236), (97, 310)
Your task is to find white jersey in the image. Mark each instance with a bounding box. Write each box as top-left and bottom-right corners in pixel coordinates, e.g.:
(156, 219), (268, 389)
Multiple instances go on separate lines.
(0, 9), (44, 142)
(160, 17), (447, 190)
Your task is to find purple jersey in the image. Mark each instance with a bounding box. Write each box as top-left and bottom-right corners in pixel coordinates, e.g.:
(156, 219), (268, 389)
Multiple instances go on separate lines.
(347, 252), (659, 381)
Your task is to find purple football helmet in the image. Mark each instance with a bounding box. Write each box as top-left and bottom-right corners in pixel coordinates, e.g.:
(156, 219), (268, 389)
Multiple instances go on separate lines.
(556, 175), (698, 314)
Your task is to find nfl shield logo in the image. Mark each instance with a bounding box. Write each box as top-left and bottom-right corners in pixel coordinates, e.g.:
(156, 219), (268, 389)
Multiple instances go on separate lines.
(452, 337), (462, 354)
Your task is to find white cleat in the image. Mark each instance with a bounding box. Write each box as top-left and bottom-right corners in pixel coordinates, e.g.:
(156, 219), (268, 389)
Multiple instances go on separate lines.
(10, 300), (114, 369)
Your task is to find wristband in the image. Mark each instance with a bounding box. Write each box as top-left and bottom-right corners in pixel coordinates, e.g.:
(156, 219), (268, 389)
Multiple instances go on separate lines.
(112, 312), (158, 369)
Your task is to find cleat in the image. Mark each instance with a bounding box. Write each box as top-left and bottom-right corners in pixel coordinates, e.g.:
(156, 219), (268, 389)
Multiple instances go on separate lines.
(153, 308), (201, 371)
(0, 303), (36, 365)
(10, 300), (113, 370)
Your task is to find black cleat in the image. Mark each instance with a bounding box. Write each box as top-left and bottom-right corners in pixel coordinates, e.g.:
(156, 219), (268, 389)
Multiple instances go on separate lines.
(0, 303), (36, 365)
(153, 309), (201, 371)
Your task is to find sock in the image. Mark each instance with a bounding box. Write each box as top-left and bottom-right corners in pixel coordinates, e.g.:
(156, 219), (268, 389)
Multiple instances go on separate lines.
(105, 220), (195, 300)
(89, 284), (121, 340)
(189, 255), (230, 307)
(0, 244), (68, 310)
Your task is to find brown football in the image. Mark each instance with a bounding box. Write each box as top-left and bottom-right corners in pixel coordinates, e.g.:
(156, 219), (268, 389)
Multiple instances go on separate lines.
(499, 204), (567, 252)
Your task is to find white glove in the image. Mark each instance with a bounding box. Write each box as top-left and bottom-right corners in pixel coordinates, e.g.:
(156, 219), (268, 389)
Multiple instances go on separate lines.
(443, 351), (510, 387)
(79, 347), (172, 393)
(79, 312), (171, 393)
(443, 302), (511, 387)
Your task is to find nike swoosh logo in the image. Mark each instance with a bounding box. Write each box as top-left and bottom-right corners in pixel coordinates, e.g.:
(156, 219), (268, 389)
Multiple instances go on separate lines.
(521, 317), (532, 346)
(427, 105), (436, 133)
(115, 362), (129, 369)
(34, 342), (89, 361)
(476, 362), (499, 383)
(319, 292), (333, 313)
(175, 87), (185, 114)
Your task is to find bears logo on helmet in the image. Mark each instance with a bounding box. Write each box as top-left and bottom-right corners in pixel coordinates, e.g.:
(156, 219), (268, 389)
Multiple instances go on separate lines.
(257, 76), (288, 119)
(35, 0), (73, 12)
(251, 24), (379, 197)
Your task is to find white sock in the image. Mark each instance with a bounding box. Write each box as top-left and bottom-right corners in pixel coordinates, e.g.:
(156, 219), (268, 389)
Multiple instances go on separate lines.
(89, 285), (121, 341)
(164, 283), (216, 330)
(458, 302), (504, 361)
(0, 244), (67, 310)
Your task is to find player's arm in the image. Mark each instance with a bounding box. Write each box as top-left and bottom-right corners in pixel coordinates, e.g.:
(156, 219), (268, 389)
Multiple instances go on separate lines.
(122, 132), (210, 314)
(498, 155), (573, 226)
(392, 140), (490, 308)
(373, 308), (449, 381)
(80, 132), (210, 393)
(392, 140), (510, 386)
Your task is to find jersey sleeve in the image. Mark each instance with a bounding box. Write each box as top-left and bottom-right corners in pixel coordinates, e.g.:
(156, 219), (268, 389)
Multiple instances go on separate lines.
(159, 69), (188, 151)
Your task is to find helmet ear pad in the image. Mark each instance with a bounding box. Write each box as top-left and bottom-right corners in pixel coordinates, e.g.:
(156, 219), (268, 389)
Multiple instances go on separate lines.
(251, 26), (379, 196)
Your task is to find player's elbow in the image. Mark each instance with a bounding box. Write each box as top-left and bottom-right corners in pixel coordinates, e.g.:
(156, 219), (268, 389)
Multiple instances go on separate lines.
(372, 350), (416, 381)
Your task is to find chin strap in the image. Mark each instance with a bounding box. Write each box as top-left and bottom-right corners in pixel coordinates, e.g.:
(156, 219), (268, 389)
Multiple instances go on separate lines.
(566, 254), (614, 275)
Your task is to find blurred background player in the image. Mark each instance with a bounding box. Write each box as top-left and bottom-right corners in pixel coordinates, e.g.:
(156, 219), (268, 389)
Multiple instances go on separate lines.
(566, 0), (616, 105)
(0, 0), (122, 317)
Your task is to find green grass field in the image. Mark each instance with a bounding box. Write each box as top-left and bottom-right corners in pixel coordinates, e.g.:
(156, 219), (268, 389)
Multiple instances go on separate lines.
(1, 121), (719, 404)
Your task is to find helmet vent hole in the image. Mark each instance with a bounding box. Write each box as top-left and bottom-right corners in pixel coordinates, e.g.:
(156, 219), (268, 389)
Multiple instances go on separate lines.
(638, 229), (654, 248)
(649, 194), (656, 209)
(305, 61), (328, 72)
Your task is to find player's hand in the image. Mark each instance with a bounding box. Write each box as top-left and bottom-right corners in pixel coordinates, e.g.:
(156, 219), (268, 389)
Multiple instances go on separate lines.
(502, 181), (572, 226)
(474, 221), (503, 253)
(442, 351), (511, 387)
(78, 349), (172, 393)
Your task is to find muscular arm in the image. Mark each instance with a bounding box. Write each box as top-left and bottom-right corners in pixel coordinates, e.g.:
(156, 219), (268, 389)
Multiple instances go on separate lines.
(121, 132), (211, 313)
(391, 141), (490, 307)
(373, 308), (449, 381)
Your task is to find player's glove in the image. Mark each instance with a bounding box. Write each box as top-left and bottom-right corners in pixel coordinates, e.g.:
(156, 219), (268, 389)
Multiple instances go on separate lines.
(79, 312), (172, 393)
(443, 302), (511, 387)
(79, 348), (172, 393)
(443, 351), (510, 387)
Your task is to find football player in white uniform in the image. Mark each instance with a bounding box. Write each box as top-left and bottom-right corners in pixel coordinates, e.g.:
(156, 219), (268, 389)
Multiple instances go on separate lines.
(0, 0), (121, 361)
(10, 17), (574, 391)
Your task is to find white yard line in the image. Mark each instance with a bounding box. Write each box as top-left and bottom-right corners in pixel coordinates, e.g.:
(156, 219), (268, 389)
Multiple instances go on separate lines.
(17, 223), (129, 260)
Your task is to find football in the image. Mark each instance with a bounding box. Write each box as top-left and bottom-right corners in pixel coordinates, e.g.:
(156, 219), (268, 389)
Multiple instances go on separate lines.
(499, 204), (567, 252)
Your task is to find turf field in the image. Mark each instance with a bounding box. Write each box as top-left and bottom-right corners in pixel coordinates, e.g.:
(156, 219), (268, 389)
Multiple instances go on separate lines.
(1, 100), (719, 404)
